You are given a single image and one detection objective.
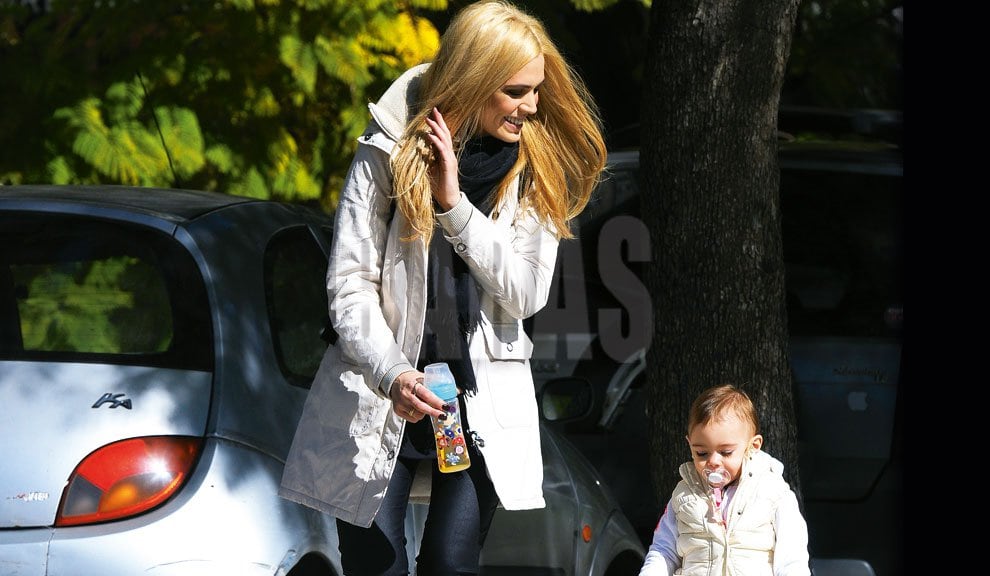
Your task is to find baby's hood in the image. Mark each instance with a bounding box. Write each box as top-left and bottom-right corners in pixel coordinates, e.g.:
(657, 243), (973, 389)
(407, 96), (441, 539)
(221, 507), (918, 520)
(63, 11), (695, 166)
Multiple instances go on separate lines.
(745, 449), (787, 480)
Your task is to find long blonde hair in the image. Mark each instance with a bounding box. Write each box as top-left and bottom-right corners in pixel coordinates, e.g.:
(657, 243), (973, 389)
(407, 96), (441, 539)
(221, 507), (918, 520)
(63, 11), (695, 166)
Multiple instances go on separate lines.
(390, 0), (607, 244)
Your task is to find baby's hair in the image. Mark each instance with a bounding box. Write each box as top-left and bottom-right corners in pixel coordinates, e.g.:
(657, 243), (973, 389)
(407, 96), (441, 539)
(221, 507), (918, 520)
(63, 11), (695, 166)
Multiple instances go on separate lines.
(687, 384), (760, 436)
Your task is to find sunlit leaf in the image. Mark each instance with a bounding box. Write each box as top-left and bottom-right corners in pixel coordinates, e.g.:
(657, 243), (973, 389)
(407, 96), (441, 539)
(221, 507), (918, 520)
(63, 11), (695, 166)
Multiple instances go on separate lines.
(228, 166), (271, 199)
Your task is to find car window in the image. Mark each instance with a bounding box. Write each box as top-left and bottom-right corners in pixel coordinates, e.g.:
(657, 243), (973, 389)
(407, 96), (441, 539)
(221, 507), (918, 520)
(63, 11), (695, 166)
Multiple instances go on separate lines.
(577, 152), (903, 341)
(264, 226), (329, 387)
(781, 161), (903, 338)
(0, 212), (212, 370)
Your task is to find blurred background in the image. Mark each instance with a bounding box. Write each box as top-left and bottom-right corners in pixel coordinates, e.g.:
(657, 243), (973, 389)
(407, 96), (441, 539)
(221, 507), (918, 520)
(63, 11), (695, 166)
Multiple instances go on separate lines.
(0, 0), (903, 208)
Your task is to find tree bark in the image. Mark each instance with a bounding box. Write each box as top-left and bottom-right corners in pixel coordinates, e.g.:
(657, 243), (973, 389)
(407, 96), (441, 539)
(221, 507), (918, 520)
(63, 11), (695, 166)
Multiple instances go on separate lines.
(640, 0), (804, 504)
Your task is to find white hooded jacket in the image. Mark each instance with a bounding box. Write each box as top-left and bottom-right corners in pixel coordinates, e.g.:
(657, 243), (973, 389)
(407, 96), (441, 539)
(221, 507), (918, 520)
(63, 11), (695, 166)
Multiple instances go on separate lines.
(639, 450), (811, 576)
(278, 64), (557, 527)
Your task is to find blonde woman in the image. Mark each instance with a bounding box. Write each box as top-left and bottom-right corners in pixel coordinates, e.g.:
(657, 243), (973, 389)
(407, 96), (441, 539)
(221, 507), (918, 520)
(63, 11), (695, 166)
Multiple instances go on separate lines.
(280, 2), (606, 573)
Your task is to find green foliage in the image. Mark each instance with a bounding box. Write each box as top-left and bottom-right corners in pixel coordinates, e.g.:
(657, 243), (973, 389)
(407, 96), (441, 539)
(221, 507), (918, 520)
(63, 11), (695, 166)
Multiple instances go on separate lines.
(280, 34), (320, 95)
(15, 256), (172, 354)
(0, 0), (445, 210)
(786, 0), (902, 108)
(156, 107), (208, 180)
(1, 0), (897, 201)
(568, 0), (649, 12)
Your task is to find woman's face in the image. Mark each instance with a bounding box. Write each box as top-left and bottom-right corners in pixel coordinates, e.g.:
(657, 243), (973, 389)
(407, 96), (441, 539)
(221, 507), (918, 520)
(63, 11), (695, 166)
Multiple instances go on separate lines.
(481, 54), (545, 143)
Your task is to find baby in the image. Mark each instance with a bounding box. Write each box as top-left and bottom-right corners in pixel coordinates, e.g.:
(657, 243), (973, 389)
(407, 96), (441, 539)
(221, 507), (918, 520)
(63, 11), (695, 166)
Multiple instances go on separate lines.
(638, 384), (810, 576)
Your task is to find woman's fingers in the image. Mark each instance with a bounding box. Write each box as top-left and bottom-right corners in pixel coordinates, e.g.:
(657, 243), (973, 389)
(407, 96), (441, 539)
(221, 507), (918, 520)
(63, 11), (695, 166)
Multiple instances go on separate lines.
(405, 378), (427, 421)
(425, 108), (460, 210)
(391, 372), (442, 422)
(409, 380), (444, 420)
(425, 113), (454, 166)
(391, 371), (422, 421)
(426, 106), (450, 139)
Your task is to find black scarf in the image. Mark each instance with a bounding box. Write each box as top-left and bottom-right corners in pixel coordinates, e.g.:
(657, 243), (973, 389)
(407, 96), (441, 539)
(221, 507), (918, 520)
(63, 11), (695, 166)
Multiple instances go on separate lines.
(421, 136), (519, 395)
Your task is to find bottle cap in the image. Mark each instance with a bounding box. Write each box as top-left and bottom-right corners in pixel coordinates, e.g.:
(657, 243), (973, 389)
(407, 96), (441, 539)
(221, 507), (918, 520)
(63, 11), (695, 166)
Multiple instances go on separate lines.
(424, 362), (458, 400)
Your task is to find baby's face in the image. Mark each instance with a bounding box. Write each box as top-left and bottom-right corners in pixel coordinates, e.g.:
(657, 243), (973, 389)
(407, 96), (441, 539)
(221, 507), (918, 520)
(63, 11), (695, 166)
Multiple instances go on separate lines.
(686, 414), (762, 487)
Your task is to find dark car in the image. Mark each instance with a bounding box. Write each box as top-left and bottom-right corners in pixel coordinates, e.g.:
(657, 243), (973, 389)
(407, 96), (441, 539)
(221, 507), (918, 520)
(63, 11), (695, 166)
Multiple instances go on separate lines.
(0, 185), (644, 575)
(529, 131), (903, 575)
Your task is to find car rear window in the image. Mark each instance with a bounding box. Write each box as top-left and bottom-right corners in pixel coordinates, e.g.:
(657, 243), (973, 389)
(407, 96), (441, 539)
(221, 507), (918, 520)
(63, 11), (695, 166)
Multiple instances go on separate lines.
(780, 164), (903, 338)
(0, 212), (212, 370)
(574, 150), (903, 341)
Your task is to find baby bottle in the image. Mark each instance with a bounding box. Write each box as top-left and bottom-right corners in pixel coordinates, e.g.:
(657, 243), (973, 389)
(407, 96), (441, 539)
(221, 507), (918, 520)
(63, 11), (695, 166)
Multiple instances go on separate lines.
(424, 362), (471, 473)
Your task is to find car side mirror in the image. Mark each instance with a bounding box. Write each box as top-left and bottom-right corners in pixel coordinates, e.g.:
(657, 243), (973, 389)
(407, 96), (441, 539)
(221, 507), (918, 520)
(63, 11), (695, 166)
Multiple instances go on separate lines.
(538, 377), (594, 422)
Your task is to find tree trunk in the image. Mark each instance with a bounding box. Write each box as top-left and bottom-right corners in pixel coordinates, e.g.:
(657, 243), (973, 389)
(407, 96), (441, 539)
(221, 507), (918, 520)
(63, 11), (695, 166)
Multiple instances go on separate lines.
(640, 0), (804, 505)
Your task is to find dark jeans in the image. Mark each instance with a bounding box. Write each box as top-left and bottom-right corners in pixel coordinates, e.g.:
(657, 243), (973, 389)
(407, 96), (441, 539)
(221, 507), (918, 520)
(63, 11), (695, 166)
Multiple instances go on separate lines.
(336, 418), (499, 576)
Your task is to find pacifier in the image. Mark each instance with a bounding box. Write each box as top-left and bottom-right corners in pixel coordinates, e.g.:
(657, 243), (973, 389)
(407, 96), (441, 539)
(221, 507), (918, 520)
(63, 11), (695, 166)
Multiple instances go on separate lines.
(704, 468), (730, 525)
(705, 469), (729, 488)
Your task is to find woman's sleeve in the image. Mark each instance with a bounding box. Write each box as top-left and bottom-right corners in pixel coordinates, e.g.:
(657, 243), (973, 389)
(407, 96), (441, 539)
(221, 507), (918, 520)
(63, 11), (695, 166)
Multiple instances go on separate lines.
(435, 192), (559, 320)
(772, 489), (812, 576)
(639, 499), (679, 576)
(327, 143), (414, 398)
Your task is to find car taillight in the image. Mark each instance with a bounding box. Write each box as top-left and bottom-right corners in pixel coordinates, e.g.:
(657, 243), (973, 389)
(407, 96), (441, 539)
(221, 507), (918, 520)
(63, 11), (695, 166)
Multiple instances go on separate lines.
(55, 436), (203, 527)
(582, 523), (593, 543)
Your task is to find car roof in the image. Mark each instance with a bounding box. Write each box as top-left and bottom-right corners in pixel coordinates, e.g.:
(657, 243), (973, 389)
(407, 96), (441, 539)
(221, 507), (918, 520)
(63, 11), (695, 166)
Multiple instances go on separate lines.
(607, 140), (902, 178)
(0, 185), (255, 222)
(778, 140), (902, 177)
(605, 150), (639, 171)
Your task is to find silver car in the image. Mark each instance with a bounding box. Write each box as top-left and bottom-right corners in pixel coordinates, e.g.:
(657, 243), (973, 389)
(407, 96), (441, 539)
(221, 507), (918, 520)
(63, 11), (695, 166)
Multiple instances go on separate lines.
(0, 185), (643, 576)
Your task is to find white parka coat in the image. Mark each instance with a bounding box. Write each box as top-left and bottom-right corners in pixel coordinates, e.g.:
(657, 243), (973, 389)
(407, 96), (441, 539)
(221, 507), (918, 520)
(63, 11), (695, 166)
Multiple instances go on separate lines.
(278, 64), (557, 528)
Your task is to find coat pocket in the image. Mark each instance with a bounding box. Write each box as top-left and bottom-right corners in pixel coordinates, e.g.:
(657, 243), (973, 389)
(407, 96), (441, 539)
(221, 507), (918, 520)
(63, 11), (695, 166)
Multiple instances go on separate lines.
(481, 320), (533, 360)
(313, 348), (387, 437)
(475, 320), (537, 429)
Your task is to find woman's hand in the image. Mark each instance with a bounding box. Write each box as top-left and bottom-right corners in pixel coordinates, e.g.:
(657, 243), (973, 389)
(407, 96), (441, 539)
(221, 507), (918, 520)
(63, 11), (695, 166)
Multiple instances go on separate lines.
(390, 370), (444, 422)
(425, 107), (461, 211)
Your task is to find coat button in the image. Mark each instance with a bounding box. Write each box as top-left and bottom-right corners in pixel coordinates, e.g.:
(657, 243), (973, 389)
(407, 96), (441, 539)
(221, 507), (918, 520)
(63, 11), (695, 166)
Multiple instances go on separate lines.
(387, 450), (395, 460)
(455, 243), (467, 252)
(506, 343), (513, 352)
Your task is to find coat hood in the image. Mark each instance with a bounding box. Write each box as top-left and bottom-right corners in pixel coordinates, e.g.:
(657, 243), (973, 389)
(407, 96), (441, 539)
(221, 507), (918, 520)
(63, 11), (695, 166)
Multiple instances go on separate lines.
(368, 63), (431, 142)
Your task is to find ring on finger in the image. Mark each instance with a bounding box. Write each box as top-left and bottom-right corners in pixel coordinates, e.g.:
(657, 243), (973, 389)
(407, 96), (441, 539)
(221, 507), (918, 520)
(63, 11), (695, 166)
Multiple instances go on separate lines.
(412, 382), (420, 396)
(407, 407), (416, 418)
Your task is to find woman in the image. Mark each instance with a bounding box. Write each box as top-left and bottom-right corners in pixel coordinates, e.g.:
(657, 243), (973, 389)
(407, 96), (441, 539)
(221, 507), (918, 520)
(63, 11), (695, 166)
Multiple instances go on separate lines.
(279, 2), (607, 574)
